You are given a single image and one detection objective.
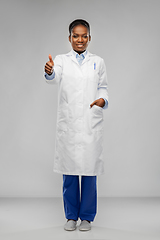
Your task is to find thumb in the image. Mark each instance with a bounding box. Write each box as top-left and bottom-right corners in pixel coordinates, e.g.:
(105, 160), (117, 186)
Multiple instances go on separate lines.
(48, 54), (54, 64)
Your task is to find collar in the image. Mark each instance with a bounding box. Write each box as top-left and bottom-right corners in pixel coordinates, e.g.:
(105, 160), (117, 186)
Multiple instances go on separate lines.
(72, 49), (88, 58)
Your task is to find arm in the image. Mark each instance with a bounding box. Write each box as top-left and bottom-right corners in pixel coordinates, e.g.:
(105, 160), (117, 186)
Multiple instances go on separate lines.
(90, 59), (109, 109)
(97, 58), (109, 108)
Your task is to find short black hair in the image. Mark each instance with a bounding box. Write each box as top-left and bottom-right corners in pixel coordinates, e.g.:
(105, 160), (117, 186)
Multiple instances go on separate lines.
(69, 19), (90, 36)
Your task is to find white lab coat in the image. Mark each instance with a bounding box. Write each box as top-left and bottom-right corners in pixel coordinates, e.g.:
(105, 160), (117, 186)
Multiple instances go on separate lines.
(45, 50), (108, 176)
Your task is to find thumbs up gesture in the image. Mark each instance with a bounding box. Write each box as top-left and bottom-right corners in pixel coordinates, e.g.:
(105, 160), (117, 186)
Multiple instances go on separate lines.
(45, 54), (54, 75)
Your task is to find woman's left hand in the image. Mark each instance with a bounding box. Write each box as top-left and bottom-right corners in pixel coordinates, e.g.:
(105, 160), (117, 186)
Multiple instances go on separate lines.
(90, 98), (105, 108)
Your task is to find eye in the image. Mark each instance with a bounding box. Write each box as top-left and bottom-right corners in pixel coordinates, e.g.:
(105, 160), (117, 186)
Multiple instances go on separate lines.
(83, 35), (88, 39)
(73, 35), (78, 38)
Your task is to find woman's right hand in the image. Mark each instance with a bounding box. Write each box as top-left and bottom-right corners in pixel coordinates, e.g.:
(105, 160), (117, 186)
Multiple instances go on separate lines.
(45, 54), (54, 75)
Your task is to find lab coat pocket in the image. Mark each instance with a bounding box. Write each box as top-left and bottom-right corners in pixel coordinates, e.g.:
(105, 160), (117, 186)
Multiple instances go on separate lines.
(91, 105), (103, 131)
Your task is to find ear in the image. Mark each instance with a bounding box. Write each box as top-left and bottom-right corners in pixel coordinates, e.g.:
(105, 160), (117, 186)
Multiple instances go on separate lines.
(69, 35), (71, 43)
(89, 35), (91, 42)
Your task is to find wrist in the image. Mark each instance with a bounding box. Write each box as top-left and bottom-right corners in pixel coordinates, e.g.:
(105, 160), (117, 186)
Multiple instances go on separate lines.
(100, 98), (105, 107)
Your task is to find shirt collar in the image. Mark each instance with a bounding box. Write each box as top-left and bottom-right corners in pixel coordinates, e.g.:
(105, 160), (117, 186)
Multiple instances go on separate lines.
(72, 49), (88, 58)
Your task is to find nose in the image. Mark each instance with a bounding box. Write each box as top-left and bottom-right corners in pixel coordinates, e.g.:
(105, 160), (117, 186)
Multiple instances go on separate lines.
(78, 36), (83, 42)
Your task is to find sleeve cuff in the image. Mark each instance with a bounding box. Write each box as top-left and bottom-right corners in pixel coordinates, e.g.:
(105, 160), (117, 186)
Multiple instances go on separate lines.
(102, 98), (108, 109)
(44, 70), (55, 80)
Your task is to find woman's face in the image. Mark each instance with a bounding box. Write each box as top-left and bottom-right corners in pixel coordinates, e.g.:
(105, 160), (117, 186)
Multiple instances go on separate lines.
(69, 24), (91, 53)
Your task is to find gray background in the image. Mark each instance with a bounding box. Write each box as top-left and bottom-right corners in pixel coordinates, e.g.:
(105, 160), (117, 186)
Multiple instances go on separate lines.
(0, 0), (160, 197)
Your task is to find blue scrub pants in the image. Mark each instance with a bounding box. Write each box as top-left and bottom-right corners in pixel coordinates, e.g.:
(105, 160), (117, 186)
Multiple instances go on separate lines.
(63, 175), (97, 222)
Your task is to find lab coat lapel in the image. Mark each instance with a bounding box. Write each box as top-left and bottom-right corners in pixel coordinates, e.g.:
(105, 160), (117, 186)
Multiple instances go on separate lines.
(81, 51), (92, 65)
(66, 51), (78, 65)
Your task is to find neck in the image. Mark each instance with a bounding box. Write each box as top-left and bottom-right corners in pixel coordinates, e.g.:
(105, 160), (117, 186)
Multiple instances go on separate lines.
(73, 49), (86, 55)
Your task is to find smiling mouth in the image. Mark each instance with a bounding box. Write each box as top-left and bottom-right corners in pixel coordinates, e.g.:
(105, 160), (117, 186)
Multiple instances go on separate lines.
(77, 44), (84, 47)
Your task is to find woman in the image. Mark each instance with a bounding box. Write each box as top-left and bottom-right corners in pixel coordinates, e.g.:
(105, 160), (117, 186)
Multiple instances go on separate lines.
(44, 19), (108, 231)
